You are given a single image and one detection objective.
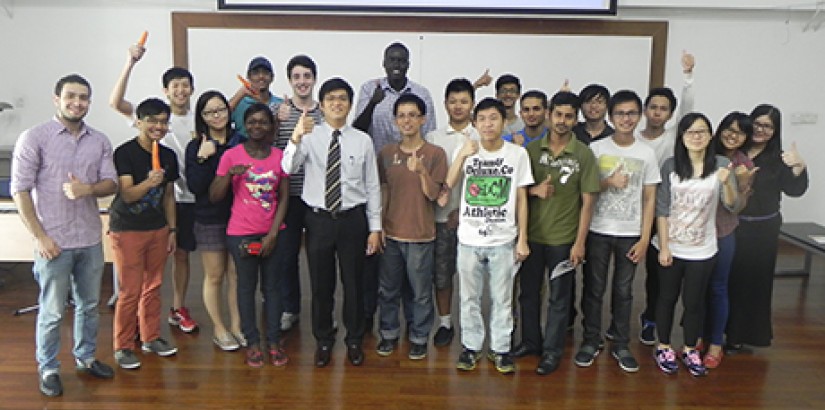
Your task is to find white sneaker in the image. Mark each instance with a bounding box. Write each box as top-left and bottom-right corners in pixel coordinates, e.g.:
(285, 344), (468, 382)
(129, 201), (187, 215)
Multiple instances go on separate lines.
(280, 312), (299, 331)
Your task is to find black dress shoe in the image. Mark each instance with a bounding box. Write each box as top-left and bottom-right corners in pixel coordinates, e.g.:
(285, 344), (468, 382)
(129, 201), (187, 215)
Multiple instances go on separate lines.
(39, 373), (63, 397)
(347, 344), (364, 366)
(76, 359), (115, 379)
(315, 345), (332, 368)
(536, 353), (560, 375)
(512, 343), (540, 358)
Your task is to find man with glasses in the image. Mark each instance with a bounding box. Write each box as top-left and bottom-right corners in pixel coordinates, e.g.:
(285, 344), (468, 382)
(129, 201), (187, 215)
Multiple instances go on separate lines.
(573, 84), (614, 145)
(12, 74), (118, 396)
(374, 94), (447, 361)
(574, 90), (660, 373)
(635, 52), (696, 346)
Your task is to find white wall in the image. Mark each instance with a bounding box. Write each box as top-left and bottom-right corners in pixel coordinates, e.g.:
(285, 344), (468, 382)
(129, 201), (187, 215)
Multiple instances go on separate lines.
(0, 2), (821, 223)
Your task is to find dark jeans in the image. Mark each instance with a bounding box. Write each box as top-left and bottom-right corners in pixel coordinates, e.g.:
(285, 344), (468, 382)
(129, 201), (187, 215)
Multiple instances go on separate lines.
(582, 232), (639, 349)
(641, 224), (659, 323)
(227, 234), (285, 348)
(519, 242), (572, 358)
(705, 233), (735, 346)
(378, 239), (435, 344)
(655, 255), (715, 346)
(279, 196), (307, 315)
(305, 206), (368, 347)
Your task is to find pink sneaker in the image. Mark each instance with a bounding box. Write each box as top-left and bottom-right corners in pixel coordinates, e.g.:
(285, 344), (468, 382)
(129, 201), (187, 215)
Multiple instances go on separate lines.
(168, 307), (199, 333)
(270, 345), (289, 367)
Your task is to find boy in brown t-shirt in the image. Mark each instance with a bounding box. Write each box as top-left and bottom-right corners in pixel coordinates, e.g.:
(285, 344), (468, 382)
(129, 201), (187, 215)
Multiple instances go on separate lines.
(375, 94), (447, 361)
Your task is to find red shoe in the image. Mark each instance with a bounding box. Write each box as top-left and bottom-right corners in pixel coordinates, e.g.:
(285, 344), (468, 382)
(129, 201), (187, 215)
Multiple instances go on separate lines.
(168, 307), (199, 333)
(703, 349), (724, 369)
(269, 345), (289, 367)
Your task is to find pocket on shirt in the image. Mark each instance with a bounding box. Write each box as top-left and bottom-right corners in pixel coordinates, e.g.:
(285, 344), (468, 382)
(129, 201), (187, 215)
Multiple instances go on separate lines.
(343, 153), (365, 182)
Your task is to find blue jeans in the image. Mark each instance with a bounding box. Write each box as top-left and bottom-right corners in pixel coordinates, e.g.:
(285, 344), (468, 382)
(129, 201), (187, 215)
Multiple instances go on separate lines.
(33, 244), (104, 374)
(378, 239), (434, 344)
(227, 235), (285, 347)
(457, 242), (517, 353)
(705, 233), (735, 345)
(279, 196), (306, 315)
(582, 233), (639, 349)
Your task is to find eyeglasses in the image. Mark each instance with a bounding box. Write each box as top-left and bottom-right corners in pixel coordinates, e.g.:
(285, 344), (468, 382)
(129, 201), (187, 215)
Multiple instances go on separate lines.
(753, 121), (775, 131)
(142, 117), (170, 127)
(323, 94), (349, 103)
(396, 113), (422, 120)
(684, 129), (711, 138)
(612, 111), (641, 119)
(721, 129), (745, 138)
(202, 106), (228, 117)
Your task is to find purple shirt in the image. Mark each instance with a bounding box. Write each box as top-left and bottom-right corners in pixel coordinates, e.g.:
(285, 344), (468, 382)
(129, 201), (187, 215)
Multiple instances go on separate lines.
(11, 117), (118, 249)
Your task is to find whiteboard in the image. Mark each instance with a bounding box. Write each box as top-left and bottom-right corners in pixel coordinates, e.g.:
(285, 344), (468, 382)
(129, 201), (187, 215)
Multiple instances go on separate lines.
(189, 28), (651, 127)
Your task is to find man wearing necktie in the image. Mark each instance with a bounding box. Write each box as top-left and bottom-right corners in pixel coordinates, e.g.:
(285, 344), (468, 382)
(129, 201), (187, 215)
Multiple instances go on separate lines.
(282, 78), (382, 368)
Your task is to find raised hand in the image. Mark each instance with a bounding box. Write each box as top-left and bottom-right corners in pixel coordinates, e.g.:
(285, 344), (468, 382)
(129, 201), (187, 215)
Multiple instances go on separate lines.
(560, 79), (571, 92)
(406, 149), (425, 174)
(370, 80), (385, 104)
(682, 50), (695, 74)
(781, 142), (806, 175)
(277, 95), (291, 122)
(128, 44), (146, 64)
(458, 137), (479, 159)
(473, 68), (492, 89)
(717, 163), (732, 184)
(290, 108), (314, 144)
(197, 134), (217, 160)
(734, 164), (759, 192)
(606, 163), (629, 189)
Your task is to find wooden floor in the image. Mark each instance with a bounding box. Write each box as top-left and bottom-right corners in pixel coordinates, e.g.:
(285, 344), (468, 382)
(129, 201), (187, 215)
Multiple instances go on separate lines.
(0, 245), (824, 410)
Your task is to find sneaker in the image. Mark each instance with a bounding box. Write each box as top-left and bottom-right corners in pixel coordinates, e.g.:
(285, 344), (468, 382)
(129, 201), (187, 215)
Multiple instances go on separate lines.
(488, 352), (516, 374)
(408, 343), (428, 360)
(142, 338), (178, 357)
(232, 332), (248, 348)
(654, 347), (678, 375)
(456, 348), (481, 371)
(213, 333), (240, 351)
(39, 373), (63, 397)
(168, 307), (199, 333)
(114, 349), (141, 369)
(433, 326), (454, 347)
(574, 343), (601, 367)
(376, 338), (398, 357)
(639, 315), (656, 346)
(280, 312), (299, 332)
(611, 348), (640, 373)
(75, 358), (115, 378)
(681, 349), (707, 377)
(246, 348), (264, 368)
(269, 345), (289, 367)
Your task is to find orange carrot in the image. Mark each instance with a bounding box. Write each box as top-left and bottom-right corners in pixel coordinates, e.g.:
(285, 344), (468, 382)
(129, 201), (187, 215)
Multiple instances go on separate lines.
(138, 31), (148, 47)
(151, 141), (161, 171)
(237, 74), (258, 96)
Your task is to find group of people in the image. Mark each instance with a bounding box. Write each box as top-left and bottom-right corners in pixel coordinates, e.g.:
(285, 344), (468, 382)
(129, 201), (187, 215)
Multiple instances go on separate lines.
(10, 39), (808, 398)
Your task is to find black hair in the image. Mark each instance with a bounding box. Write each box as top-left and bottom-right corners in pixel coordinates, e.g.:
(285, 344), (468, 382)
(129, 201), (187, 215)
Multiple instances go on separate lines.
(136, 98), (170, 119)
(549, 91), (581, 112)
(194, 90), (231, 139)
(318, 77), (354, 103)
(713, 111), (753, 156)
(444, 78), (475, 101)
(644, 87), (677, 113)
(750, 104), (782, 155)
(394, 93), (426, 116)
(473, 97), (506, 121)
(495, 74), (521, 94)
(579, 84), (610, 103)
(55, 74), (92, 97)
(673, 112), (715, 181)
(287, 54), (317, 79)
(608, 90), (643, 115)
(162, 67), (194, 89)
(520, 90), (548, 109)
(243, 102), (275, 124)
(385, 42), (409, 57)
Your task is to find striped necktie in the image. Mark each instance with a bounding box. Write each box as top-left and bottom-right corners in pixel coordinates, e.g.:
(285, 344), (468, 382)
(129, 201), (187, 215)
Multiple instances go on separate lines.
(325, 129), (342, 213)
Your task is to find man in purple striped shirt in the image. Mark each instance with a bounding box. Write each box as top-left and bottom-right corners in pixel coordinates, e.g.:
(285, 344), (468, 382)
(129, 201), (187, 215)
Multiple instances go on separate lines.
(11, 74), (118, 397)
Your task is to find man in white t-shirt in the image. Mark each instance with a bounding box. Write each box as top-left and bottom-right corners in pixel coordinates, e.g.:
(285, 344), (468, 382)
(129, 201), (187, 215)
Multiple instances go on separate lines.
(574, 90), (660, 373)
(444, 98), (533, 375)
(109, 41), (199, 334)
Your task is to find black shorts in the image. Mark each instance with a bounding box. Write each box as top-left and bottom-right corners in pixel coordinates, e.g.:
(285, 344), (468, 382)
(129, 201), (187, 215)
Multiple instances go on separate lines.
(176, 202), (197, 252)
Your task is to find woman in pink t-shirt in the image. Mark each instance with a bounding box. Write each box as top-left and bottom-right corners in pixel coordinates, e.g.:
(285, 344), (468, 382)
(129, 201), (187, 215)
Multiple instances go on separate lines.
(210, 103), (289, 368)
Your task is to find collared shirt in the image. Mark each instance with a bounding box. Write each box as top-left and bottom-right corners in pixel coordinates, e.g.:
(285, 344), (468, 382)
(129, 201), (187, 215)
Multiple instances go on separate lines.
(425, 124), (480, 223)
(573, 121), (614, 145)
(11, 117), (118, 249)
(503, 127), (548, 148)
(355, 77), (437, 154)
(282, 123), (382, 231)
(272, 99), (324, 197)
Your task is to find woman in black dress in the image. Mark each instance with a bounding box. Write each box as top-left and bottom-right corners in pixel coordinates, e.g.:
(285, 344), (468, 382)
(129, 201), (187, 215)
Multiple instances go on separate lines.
(726, 104), (808, 349)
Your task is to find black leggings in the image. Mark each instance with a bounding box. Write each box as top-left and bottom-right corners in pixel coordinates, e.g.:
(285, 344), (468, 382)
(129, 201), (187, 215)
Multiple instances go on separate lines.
(655, 256), (715, 346)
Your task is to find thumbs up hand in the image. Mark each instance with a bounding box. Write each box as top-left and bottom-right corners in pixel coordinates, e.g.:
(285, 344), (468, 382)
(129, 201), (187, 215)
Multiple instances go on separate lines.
(606, 163), (629, 189)
(781, 142), (806, 176)
(197, 134), (217, 160)
(717, 162), (733, 184)
(473, 68), (492, 89)
(63, 172), (90, 200)
(530, 174), (555, 199)
(277, 95), (291, 122)
(290, 108), (314, 144)
(406, 149), (425, 175)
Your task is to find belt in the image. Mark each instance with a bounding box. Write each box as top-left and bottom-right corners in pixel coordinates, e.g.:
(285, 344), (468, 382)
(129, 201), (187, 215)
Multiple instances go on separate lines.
(310, 204), (364, 220)
(739, 212), (779, 222)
